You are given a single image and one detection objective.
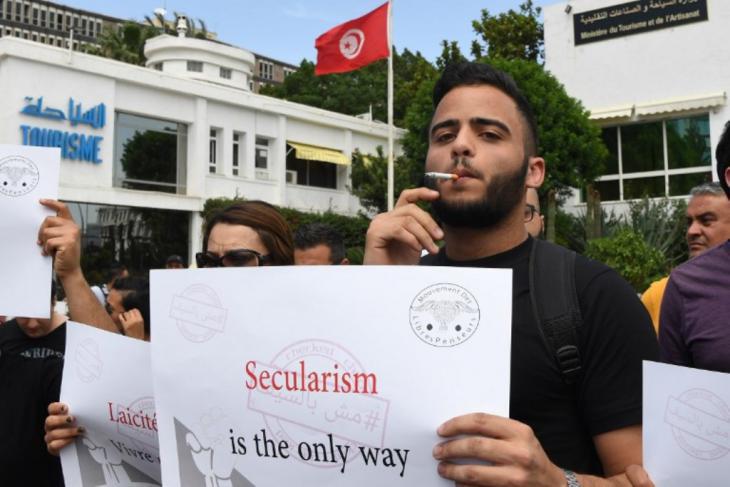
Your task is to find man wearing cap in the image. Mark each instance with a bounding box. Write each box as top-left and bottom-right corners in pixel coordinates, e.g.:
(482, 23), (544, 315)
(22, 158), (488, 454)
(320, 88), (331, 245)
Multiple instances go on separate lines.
(165, 254), (185, 269)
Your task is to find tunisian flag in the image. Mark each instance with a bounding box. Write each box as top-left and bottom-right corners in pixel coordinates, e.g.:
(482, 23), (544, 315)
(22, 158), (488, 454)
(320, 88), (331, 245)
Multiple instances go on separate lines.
(315, 2), (390, 75)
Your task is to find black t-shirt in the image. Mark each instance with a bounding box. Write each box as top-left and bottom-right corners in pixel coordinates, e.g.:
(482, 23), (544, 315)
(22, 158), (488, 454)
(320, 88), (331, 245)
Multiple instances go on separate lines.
(421, 237), (659, 475)
(0, 319), (66, 359)
(0, 320), (66, 485)
(0, 351), (64, 486)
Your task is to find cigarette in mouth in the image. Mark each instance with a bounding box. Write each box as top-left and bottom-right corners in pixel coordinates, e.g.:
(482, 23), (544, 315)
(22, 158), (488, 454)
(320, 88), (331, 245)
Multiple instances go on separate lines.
(424, 172), (459, 181)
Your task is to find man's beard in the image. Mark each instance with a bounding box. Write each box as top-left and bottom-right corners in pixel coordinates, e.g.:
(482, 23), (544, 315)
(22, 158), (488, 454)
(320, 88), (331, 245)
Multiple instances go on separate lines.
(430, 157), (528, 229)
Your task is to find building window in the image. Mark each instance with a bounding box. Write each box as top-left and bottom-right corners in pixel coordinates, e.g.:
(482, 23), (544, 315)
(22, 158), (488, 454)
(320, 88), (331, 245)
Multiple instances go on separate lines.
(68, 201), (189, 278)
(283, 67), (295, 78)
(40, 8), (46, 27)
(220, 67), (232, 79)
(595, 114), (712, 202)
(232, 133), (241, 176)
(259, 61), (273, 80)
(209, 128), (218, 174)
(187, 60), (203, 72)
(286, 148), (338, 190)
(114, 113), (188, 194)
(255, 137), (269, 169)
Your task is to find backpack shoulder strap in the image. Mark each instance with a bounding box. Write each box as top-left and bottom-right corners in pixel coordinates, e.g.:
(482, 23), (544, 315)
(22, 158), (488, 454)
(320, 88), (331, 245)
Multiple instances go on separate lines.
(528, 239), (583, 384)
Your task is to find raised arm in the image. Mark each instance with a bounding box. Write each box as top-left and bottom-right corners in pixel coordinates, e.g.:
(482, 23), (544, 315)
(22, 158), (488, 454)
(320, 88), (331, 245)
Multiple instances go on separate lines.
(38, 199), (118, 333)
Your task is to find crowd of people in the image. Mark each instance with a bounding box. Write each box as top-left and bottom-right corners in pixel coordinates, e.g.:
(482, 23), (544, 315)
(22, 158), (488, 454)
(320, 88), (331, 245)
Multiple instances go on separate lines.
(2, 61), (729, 486)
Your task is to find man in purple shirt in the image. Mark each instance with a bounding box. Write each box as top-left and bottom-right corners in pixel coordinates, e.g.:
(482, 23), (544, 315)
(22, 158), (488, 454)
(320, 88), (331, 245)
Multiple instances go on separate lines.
(659, 121), (730, 372)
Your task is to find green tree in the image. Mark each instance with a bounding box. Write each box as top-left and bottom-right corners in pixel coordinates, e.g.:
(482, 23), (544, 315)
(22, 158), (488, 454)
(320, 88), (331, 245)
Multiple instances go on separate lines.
(585, 228), (666, 292)
(120, 130), (177, 189)
(85, 21), (157, 65)
(261, 48), (434, 127)
(435, 40), (467, 70)
(483, 58), (607, 241)
(350, 147), (423, 213)
(470, 0), (543, 61)
(86, 12), (210, 65)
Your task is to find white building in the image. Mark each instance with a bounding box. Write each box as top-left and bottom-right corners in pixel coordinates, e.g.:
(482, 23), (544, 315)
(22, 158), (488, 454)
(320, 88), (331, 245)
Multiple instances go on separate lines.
(0, 36), (402, 268)
(544, 0), (727, 213)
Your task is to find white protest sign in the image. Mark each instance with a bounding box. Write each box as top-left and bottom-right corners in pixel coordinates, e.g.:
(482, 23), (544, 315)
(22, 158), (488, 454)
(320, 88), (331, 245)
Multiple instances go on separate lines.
(0, 145), (59, 318)
(151, 265), (512, 486)
(60, 321), (160, 486)
(644, 361), (730, 486)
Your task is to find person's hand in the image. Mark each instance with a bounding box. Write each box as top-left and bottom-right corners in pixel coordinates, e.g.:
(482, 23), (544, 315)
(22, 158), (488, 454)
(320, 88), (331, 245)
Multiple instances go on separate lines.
(38, 199), (82, 280)
(364, 188), (443, 265)
(625, 465), (654, 487)
(119, 308), (145, 340)
(433, 413), (564, 486)
(44, 402), (84, 456)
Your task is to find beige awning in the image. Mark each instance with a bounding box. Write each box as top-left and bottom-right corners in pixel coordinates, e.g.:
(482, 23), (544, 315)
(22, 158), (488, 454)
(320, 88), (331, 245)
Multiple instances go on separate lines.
(635, 92), (726, 117)
(589, 105), (634, 121)
(287, 141), (349, 165)
(589, 92), (727, 122)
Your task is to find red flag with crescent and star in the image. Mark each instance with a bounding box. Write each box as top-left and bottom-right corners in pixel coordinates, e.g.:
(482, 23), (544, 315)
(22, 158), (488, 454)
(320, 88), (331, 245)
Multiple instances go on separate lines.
(315, 2), (390, 76)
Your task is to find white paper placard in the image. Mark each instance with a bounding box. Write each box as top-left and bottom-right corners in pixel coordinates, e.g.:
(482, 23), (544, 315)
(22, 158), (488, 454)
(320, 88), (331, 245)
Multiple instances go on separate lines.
(60, 321), (161, 486)
(0, 145), (59, 318)
(151, 265), (512, 486)
(644, 361), (730, 486)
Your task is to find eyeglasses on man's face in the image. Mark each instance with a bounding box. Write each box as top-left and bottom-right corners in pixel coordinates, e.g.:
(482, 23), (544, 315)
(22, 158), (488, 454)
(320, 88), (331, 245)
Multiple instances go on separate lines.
(524, 204), (538, 223)
(195, 249), (270, 268)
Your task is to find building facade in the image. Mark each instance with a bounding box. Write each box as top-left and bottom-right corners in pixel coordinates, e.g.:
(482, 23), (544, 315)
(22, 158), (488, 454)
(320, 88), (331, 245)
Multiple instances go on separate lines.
(251, 53), (298, 93)
(544, 0), (727, 213)
(0, 1), (298, 94)
(0, 0), (122, 50)
(0, 36), (401, 272)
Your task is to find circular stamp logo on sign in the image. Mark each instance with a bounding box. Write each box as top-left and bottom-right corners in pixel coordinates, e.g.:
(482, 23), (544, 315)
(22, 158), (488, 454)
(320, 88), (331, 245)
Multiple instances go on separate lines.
(170, 284), (228, 343)
(339, 28), (365, 59)
(74, 338), (103, 383)
(409, 283), (480, 347)
(0, 155), (40, 197)
(669, 388), (730, 460)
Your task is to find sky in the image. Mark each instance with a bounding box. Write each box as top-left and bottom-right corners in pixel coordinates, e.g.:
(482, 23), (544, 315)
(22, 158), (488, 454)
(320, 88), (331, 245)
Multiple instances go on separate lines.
(61, 0), (559, 66)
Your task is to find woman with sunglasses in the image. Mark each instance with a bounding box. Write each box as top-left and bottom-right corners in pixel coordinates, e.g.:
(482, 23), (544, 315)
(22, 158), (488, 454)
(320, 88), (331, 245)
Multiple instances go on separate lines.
(196, 200), (294, 268)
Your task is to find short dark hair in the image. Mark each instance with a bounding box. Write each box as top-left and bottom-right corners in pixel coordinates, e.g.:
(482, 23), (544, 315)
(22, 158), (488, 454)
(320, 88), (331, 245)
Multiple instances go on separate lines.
(294, 223), (346, 264)
(432, 62), (539, 156)
(203, 201), (294, 266)
(104, 262), (127, 286)
(716, 121), (730, 198)
(112, 277), (150, 336)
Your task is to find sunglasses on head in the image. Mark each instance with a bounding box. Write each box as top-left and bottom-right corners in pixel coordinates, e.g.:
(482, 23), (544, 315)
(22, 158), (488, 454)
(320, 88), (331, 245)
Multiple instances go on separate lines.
(195, 249), (270, 268)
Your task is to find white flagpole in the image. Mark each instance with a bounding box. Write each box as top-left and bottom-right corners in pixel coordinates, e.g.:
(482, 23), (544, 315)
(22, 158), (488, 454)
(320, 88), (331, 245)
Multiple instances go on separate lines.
(387, 0), (394, 211)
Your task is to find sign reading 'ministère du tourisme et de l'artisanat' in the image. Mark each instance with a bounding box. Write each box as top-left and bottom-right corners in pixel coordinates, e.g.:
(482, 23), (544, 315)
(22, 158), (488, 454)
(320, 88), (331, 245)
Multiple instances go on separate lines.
(574, 0), (708, 46)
